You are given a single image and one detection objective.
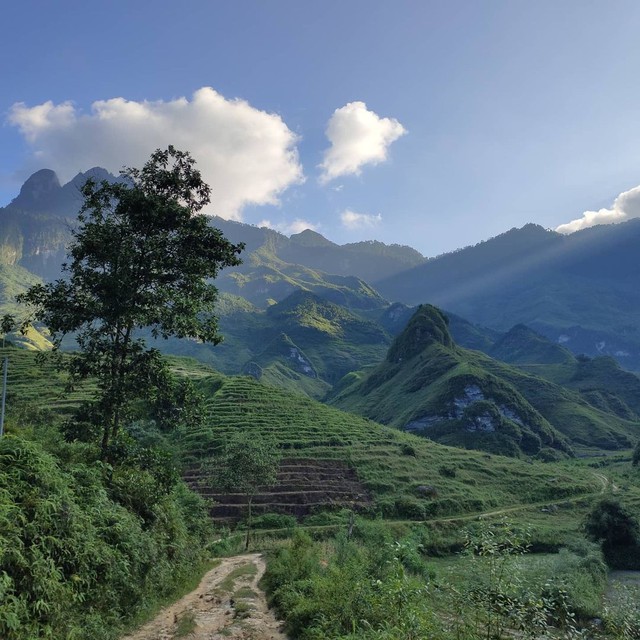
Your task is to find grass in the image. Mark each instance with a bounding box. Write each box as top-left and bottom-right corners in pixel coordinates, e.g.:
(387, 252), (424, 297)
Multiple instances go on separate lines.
(173, 611), (197, 638)
(181, 368), (601, 521)
(216, 563), (258, 594)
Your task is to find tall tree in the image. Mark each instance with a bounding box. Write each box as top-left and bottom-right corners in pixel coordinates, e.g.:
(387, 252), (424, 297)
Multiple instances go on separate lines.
(18, 146), (243, 456)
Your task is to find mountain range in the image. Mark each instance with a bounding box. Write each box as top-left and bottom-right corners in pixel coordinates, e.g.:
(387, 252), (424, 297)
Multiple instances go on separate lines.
(1, 166), (639, 458)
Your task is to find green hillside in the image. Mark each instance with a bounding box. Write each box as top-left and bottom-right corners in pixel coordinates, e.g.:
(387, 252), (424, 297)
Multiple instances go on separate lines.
(217, 243), (388, 310)
(156, 290), (391, 393)
(474, 324), (640, 427)
(489, 323), (575, 365)
(179, 372), (598, 519)
(330, 305), (640, 456)
(3, 347), (599, 522)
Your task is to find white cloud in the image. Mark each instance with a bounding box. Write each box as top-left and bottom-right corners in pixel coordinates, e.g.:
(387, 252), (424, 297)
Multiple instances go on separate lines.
(556, 184), (640, 234)
(8, 87), (304, 220)
(340, 209), (382, 230)
(258, 218), (319, 235)
(319, 101), (406, 183)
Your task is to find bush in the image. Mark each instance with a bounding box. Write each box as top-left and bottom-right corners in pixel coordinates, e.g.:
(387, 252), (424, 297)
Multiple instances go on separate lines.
(393, 496), (426, 520)
(0, 436), (211, 640)
(251, 513), (297, 530)
(585, 498), (640, 567)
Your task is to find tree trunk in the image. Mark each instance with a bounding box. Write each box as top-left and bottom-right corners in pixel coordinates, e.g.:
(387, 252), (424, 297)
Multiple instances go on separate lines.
(245, 496), (253, 551)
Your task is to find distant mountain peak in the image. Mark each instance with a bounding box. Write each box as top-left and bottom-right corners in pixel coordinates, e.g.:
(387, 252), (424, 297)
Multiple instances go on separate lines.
(11, 169), (61, 209)
(386, 304), (453, 363)
(289, 229), (336, 247)
(68, 167), (115, 188)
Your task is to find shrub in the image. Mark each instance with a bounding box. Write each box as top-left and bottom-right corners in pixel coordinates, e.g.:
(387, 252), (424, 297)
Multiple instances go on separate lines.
(252, 513), (297, 530)
(0, 436), (211, 640)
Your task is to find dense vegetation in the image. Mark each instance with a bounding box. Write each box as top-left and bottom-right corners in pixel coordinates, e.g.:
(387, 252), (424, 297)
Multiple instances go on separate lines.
(263, 519), (636, 639)
(0, 413), (212, 640)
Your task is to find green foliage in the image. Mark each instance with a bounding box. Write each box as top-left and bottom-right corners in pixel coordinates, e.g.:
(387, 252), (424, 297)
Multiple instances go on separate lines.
(264, 520), (612, 640)
(17, 147), (242, 456)
(263, 528), (437, 639)
(585, 498), (639, 547)
(585, 498), (640, 568)
(209, 431), (281, 548)
(0, 435), (212, 640)
(211, 431), (281, 497)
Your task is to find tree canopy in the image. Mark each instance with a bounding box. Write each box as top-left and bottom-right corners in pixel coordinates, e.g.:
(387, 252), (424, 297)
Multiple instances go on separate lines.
(18, 146), (243, 456)
(211, 431), (281, 549)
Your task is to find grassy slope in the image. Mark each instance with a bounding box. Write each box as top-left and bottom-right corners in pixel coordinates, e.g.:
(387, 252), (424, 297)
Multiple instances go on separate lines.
(153, 290), (390, 393)
(3, 347), (598, 520)
(180, 373), (598, 518)
(330, 306), (640, 455)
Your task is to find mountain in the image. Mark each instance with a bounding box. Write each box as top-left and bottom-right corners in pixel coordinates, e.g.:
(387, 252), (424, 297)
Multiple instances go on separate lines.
(0, 169), (421, 312)
(209, 217), (425, 285)
(487, 326), (640, 423)
(374, 220), (640, 371)
(0, 167), (117, 279)
(488, 324), (576, 366)
(152, 290), (391, 397)
(330, 305), (640, 456)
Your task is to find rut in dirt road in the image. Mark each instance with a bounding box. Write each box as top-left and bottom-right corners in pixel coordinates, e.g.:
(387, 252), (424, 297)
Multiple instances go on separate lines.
(121, 553), (287, 640)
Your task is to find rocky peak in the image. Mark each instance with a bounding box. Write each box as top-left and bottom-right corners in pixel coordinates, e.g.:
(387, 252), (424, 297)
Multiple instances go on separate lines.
(289, 229), (336, 247)
(11, 169), (61, 210)
(386, 304), (453, 363)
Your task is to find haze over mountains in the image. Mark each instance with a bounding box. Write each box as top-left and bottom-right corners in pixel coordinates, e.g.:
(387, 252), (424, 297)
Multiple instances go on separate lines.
(2, 166), (640, 458)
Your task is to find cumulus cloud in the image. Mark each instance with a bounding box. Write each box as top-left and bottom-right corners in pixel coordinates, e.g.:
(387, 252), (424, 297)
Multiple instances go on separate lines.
(556, 184), (640, 234)
(319, 101), (406, 183)
(258, 218), (319, 235)
(340, 209), (382, 230)
(7, 87), (304, 220)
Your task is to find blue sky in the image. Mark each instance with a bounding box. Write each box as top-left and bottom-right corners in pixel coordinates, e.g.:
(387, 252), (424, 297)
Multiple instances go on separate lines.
(2, 1), (640, 255)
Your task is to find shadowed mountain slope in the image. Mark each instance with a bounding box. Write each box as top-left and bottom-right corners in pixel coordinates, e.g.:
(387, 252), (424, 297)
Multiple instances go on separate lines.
(374, 220), (640, 370)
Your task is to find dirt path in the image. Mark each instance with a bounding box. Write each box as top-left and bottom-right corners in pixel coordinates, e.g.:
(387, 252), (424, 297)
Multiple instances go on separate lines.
(121, 554), (287, 640)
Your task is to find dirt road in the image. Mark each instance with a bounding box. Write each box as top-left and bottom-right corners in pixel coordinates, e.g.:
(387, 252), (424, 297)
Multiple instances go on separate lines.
(121, 553), (287, 640)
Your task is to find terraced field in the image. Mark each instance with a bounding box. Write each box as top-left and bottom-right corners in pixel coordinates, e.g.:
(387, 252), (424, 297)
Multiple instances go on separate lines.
(1, 347), (96, 416)
(180, 374), (601, 520)
(186, 458), (371, 521)
(3, 348), (602, 522)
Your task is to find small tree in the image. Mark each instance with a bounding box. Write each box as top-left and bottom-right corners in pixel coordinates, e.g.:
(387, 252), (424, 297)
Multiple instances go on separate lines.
(17, 147), (243, 457)
(585, 498), (639, 550)
(632, 441), (640, 467)
(212, 432), (281, 549)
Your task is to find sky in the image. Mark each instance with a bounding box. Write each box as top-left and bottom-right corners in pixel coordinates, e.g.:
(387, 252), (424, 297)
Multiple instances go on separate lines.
(2, 0), (640, 256)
